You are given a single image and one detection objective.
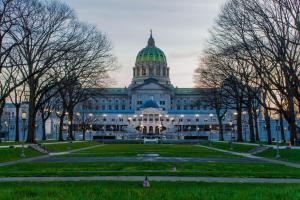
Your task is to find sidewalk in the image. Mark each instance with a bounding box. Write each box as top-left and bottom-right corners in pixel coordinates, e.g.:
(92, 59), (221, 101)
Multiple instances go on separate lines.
(0, 144), (103, 167)
(0, 141), (86, 149)
(0, 176), (300, 183)
(215, 140), (300, 150)
(198, 145), (300, 169)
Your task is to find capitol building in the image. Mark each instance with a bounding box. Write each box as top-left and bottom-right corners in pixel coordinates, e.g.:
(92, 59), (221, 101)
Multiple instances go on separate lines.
(76, 32), (236, 140)
(1, 33), (288, 141)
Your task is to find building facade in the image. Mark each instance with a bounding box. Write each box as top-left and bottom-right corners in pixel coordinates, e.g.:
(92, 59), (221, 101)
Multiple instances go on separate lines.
(0, 33), (293, 141)
(76, 33), (238, 139)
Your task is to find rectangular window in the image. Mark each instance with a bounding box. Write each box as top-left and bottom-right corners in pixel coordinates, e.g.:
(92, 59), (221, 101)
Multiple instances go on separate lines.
(160, 101), (165, 105)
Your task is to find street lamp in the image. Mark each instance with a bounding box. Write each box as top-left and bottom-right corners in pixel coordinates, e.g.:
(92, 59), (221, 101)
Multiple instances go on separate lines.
(229, 121), (233, 150)
(195, 114), (200, 135)
(118, 114), (122, 137)
(88, 113), (94, 142)
(209, 114), (214, 146)
(21, 111), (27, 158)
(242, 111), (248, 141)
(273, 113), (281, 159)
(4, 121), (8, 141)
(180, 115), (184, 138)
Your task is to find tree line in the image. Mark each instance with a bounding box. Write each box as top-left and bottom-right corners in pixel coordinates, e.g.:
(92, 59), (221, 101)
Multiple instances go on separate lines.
(194, 0), (300, 145)
(0, 0), (116, 142)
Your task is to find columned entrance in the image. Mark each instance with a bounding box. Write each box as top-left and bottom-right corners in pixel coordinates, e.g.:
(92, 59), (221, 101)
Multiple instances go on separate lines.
(136, 107), (166, 135)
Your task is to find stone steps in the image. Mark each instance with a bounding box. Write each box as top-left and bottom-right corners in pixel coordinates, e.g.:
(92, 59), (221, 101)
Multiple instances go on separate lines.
(28, 144), (49, 154)
(248, 145), (271, 155)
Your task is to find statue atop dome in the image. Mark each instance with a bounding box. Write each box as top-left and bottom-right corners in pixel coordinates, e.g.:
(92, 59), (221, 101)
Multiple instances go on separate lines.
(148, 30), (155, 47)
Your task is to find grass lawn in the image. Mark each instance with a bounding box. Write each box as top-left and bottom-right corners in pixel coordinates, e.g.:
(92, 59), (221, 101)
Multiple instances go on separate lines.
(1, 181), (300, 200)
(44, 141), (99, 152)
(257, 148), (300, 164)
(0, 148), (43, 163)
(0, 141), (26, 146)
(201, 141), (256, 153)
(1, 161), (300, 178)
(67, 144), (239, 158)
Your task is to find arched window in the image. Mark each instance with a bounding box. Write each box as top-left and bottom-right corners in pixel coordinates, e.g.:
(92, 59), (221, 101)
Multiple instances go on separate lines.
(149, 67), (154, 75)
(156, 67), (160, 75)
(142, 67), (146, 76)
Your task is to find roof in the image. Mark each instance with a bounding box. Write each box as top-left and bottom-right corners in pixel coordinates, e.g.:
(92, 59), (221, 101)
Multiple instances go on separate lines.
(102, 88), (128, 95)
(174, 88), (210, 95)
(140, 99), (160, 109)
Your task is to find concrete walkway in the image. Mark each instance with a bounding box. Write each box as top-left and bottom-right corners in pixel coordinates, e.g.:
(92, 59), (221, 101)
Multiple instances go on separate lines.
(33, 156), (267, 163)
(223, 141), (300, 150)
(198, 145), (300, 169)
(0, 141), (86, 149)
(0, 176), (300, 183)
(0, 144), (104, 167)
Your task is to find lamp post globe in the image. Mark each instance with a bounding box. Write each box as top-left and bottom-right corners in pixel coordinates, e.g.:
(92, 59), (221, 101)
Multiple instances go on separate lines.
(20, 111), (27, 158)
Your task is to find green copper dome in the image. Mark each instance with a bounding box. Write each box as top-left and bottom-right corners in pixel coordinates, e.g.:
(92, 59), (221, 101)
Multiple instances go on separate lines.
(136, 32), (167, 64)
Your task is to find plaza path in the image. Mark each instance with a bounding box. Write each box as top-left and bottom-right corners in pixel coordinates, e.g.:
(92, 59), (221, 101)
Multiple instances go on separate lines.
(33, 156), (267, 163)
(0, 176), (300, 183)
(0, 144), (104, 167)
(197, 145), (300, 169)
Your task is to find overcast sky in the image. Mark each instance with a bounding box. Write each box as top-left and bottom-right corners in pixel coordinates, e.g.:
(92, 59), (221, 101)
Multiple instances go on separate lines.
(63, 0), (227, 88)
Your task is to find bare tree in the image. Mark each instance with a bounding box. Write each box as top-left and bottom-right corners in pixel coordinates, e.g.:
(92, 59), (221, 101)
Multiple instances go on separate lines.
(56, 24), (115, 140)
(10, 0), (87, 143)
(204, 0), (300, 144)
(194, 56), (228, 141)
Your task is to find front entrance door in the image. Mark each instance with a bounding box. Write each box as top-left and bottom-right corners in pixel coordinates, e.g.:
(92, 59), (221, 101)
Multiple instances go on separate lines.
(149, 126), (154, 134)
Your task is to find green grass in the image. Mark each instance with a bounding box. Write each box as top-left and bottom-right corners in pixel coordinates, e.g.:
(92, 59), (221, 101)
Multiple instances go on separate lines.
(257, 148), (300, 164)
(67, 144), (238, 158)
(0, 148), (43, 163)
(201, 141), (256, 153)
(0, 141), (26, 146)
(44, 141), (99, 152)
(1, 161), (300, 178)
(1, 181), (300, 200)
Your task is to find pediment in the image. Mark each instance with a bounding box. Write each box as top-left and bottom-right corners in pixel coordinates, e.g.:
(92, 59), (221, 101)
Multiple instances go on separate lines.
(131, 80), (172, 92)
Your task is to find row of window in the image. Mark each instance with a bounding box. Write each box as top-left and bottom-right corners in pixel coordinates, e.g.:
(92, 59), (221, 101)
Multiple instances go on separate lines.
(82, 105), (127, 110)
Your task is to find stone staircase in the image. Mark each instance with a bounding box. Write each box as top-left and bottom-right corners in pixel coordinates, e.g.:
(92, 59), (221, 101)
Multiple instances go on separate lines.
(124, 125), (140, 134)
(247, 145), (272, 155)
(28, 144), (50, 154)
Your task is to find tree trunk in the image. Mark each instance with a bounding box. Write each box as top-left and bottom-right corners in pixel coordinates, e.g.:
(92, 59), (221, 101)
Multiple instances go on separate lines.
(217, 116), (224, 141)
(58, 113), (65, 141)
(236, 107), (243, 142)
(27, 81), (37, 143)
(264, 109), (272, 144)
(0, 101), (5, 130)
(68, 108), (74, 140)
(41, 113), (46, 141)
(253, 111), (260, 141)
(287, 98), (297, 145)
(279, 112), (285, 143)
(15, 105), (20, 142)
(289, 120), (297, 145)
(247, 103), (255, 143)
(83, 128), (86, 141)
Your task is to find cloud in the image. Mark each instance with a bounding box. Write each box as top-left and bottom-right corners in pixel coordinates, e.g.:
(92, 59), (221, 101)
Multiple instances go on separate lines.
(63, 0), (227, 87)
